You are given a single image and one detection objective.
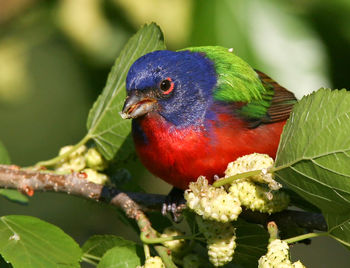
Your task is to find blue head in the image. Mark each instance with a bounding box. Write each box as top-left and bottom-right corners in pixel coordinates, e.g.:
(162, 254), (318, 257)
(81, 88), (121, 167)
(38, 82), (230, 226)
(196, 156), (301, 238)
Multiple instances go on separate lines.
(122, 50), (217, 127)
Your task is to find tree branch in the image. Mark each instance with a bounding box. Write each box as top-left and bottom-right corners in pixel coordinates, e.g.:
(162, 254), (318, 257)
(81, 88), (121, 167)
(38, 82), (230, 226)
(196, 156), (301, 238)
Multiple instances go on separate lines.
(0, 164), (176, 267)
(0, 165), (327, 232)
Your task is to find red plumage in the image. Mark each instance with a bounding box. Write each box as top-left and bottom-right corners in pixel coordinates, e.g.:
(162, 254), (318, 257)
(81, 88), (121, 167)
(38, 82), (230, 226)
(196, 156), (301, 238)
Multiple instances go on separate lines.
(133, 110), (286, 190)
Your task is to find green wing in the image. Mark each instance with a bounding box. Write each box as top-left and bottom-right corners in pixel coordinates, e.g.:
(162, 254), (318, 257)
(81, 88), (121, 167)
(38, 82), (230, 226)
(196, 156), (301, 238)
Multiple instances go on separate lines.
(181, 46), (297, 125)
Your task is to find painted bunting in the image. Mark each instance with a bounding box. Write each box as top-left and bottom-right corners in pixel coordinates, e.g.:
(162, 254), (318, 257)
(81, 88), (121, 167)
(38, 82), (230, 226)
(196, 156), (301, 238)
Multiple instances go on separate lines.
(121, 46), (296, 191)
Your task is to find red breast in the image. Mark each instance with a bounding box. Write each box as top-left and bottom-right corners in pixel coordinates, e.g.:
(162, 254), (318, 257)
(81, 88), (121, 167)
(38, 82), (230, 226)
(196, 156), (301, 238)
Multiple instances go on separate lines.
(133, 112), (286, 190)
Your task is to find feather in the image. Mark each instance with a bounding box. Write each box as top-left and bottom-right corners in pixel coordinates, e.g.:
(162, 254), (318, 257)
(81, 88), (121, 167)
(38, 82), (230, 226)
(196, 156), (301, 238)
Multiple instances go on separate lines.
(256, 70), (297, 124)
(180, 46), (265, 102)
(181, 46), (297, 126)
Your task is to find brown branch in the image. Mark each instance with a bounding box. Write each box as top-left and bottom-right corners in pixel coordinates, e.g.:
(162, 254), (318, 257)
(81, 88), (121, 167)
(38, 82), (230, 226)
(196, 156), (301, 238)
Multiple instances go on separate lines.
(0, 165), (327, 232)
(0, 165), (103, 199)
(0, 165), (176, 267)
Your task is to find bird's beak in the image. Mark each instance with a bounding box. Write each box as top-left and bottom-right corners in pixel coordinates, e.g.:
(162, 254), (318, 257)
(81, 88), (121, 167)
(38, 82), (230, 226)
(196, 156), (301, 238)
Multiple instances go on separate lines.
(121, 91), (157, 119)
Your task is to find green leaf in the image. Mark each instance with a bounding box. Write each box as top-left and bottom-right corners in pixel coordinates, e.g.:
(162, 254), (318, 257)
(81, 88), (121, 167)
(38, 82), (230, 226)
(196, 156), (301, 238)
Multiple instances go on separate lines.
(233, 219), (268, 267)
(97, 244), (143, 268)
(0, 140), (28, 204)
(86, 23), (166, 160)
(82, 235), (136, 259)
(0, 190), (28, 204)
(0, 140), (10, 164)
(0, 215), (82, 268)
(275, 88), (350, 247)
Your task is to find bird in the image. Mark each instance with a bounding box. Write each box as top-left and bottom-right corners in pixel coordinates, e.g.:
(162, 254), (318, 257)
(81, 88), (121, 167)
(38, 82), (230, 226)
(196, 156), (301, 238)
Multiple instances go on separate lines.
(121, 46), (296, 192)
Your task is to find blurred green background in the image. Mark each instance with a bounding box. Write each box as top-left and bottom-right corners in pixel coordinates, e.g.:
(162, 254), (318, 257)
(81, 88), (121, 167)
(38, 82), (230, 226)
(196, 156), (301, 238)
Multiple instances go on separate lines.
(0, 0), (349, 267)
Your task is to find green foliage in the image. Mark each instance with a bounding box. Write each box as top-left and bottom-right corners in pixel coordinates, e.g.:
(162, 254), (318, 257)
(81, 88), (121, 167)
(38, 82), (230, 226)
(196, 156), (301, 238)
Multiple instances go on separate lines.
(0, 141), (28, 204)
(97, 243), (143, 268)
(233, 220), (269, 267)
(0, 25), (165, 268)
(275, 88), (350, 246)
(0, 190), (28, 205)
(82, 235), (139, 260)
(0, 13), (350, 267)
(86, 23), (166, 160)
(0, 215), (82, 268)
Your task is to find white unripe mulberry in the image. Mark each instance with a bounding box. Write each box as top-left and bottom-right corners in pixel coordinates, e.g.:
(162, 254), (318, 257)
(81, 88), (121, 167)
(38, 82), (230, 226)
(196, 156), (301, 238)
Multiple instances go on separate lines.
(55, 145), (87, 172)
(85, 147), (107, 170)
(229, 180), (289, 214)
(60, 145), (87, 159)
(138, 256), (165, 268)
(54, 145), (109, 183)
(293, 261), (306, 268)
(58, 145), (74, 157)
(225, 153), (281, 190)
(185, 176), (242, 222)
(82, 168), (109, 185)
(196, 217), (236, 267)
(69, 155), (86, 171)
(160, 227), (186, 253)
(258, 239), (306, 268)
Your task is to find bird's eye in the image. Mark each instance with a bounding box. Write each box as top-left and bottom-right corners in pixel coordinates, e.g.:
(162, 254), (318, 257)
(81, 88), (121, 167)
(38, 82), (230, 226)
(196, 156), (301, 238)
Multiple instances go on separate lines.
(159, 78), (174, 95)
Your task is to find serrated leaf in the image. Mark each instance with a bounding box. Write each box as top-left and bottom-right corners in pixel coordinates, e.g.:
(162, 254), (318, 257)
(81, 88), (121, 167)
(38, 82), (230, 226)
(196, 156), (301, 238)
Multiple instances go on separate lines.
(97, 244), (143, 268)
(87, 23), (166, 160)
(275, 88), (350, 247)
(82, 235), (136, 259)
(233, 219), (268, 268)
(0, 215), (82, 268)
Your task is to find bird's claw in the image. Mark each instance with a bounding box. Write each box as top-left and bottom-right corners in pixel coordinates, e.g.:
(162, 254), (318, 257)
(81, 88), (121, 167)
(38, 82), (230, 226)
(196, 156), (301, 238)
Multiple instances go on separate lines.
(162, 187), (186, 222)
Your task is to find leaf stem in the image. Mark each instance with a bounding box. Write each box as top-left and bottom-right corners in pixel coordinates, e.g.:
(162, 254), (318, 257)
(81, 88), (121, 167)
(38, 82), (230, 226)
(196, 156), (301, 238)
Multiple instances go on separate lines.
(283, 232), (328, 244)
(81, 256), (98, 266)
(212, 169), (263, 187)
(34, 135), (91, 168)
(83, 253), (101, 261)
(270, 158), (304, 173)
(143, 244), (151, 259)
(154, 245), (177, 268)
(329, 234), (350, 248)
(140, 231), (197, 244)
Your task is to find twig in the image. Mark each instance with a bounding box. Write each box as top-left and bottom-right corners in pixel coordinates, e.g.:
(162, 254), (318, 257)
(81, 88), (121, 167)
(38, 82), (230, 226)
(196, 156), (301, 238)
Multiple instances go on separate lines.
(0, 164), (176, 267)
(107, 190), (176, 267)
(0, 165), (327, 233)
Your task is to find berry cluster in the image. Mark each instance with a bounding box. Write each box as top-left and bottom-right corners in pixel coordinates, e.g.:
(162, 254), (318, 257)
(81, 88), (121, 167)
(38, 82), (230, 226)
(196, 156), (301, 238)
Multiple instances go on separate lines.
(55, 145), (108, 184)
(258, 239), (306, 268)
(196, 216), (237, 267)
(183, 153), (290, 266)
(185, 176), (242, 222)
(229, 179), (289, 214)
(225, 153), (281, 190)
